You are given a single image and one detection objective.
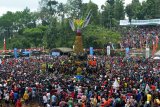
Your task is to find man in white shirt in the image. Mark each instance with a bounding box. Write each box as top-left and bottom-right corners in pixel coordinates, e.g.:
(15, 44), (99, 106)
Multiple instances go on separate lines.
(4, 93), (10, 107)
(43, 94), (48, 107)
(46, 92), (50, 103)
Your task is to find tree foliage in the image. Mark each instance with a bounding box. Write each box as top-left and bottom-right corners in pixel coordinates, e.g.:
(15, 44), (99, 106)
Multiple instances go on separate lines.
(83, 25), (121, 48)
(125, 0), (160, 20)
(101, 0), (125, 28)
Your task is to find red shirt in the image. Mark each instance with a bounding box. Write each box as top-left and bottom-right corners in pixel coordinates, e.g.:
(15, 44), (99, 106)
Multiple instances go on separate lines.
(15, 100), (22, 107)
(70, 92), (75, 99)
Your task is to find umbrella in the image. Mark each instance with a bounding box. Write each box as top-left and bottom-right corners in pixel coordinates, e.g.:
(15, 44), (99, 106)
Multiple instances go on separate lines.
(153, 56), (160, 60)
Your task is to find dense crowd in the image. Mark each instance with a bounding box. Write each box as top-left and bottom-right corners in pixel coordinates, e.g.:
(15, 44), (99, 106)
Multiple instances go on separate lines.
(121, 27), (160, 49)
(0, 55), (160, 107)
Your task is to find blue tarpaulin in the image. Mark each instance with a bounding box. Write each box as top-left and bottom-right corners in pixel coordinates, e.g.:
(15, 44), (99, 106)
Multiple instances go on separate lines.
(75, 75), (83, 80)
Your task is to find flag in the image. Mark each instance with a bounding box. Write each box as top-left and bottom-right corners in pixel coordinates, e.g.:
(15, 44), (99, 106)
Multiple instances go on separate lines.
(146, 47), (150, 58)
(83, 15), (91, 28)
(69, 20), (75, 31)
(82, 10), (92, 28)
(3, 38), (6, 52)
(152, 40), (156, 56)
(107, 46), (110, 56)
(125, 47), (130, 57)
(90, 47), (93, 55)
(155, 36), (159, 49)
(14, 48), (18, 58)
(111, 43), (115, 50)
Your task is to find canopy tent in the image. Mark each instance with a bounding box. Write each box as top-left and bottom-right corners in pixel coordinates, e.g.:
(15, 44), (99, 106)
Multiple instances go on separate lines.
(51, 47), (73, 53)
(120, 19), (160, 26)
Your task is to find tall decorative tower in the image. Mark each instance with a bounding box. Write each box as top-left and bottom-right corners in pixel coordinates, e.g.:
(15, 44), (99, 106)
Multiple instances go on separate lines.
(69, 10), (92, 54)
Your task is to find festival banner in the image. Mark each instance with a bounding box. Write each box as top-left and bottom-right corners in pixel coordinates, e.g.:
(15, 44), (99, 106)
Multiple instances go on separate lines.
(125, 47), (130, 57)
(146, 48), (150, 58)
(14, 48), (18, 58)
(107, 46), (110, 56)
(0, 59), (2, 64)
(3, 38), (6, 52)
(120, 19), (160, 26)
(155, 36), (159, 49)
(90, 47), (93, 55)
(152, 41), (156, 56)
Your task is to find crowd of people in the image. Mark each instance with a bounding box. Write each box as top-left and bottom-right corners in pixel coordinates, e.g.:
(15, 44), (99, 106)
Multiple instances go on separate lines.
(121, 27), (160, 49)
(0, 55), (159, 107)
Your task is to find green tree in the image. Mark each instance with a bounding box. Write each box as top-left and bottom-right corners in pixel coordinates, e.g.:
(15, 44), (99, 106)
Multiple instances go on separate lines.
(0, 11), (15, 38)
(126, 4), (134, 23)
(81, 3), (88, 17)
(23, 27), (44, 47)
(86, 0), (100, 25)
(65, 0), (82, 18)
(83, 25), (121, 48)
(131, 0), (142, 19)
(143, 0), (160, 19)
(101, 0), (124, 28)
(113, 0), (125, 20)
(125, 0), (160, 20)
(101, 3), (111, 28)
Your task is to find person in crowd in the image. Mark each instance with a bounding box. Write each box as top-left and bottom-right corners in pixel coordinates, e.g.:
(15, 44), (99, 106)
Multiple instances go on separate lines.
(43, 93), (48, 107)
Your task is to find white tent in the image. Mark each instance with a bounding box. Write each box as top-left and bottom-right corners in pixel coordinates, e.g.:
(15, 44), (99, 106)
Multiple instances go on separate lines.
(154, 50), (160, 56)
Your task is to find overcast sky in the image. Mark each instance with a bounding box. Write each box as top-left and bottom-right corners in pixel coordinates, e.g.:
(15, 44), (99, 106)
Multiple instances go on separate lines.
(0, 0), (145, 16)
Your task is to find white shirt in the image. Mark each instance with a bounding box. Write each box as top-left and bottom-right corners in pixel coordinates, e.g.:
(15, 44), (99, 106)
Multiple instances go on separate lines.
(47, 104), (50, 107)
(46, 92), (50, 101)
(5, 94), (9, 101)
(43, 95), (48, 103)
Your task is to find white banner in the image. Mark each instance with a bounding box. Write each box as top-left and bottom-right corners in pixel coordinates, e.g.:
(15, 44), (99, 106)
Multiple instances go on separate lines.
(146, 48), (150, 58)
(120, 19), (160, 26)
(107, 46), (110, 56)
